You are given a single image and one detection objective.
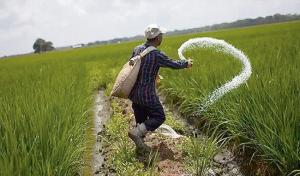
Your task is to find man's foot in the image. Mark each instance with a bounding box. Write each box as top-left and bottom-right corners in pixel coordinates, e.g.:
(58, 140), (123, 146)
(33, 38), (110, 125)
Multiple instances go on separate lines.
(128, 123), (150, 151)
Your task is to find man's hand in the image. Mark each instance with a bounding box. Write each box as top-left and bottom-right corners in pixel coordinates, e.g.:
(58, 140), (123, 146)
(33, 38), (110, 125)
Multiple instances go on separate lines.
(187, 58), (193, 68)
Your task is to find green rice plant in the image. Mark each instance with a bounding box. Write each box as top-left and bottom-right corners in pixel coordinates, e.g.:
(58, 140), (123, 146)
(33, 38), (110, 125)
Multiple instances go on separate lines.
(182, 136), (219, 176)
(182, 120), (229, 175)
(159, 21), (300, 174)
(0, 38), (141, 175)
(146, 149), (160, 175)
(0, 21), (299, 175)
(0, 60), (91, 175)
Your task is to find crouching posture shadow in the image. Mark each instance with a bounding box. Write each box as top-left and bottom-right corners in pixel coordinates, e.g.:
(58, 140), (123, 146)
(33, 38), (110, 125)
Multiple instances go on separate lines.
(128, 24), (193, 153)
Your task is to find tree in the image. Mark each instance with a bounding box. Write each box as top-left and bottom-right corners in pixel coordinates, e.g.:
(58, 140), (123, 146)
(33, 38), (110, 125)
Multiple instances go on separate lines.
(33, 38), (54, 53)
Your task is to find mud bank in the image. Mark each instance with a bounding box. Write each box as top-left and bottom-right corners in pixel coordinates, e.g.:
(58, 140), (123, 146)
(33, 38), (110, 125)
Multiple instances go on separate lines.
(92, 89), (111, 175)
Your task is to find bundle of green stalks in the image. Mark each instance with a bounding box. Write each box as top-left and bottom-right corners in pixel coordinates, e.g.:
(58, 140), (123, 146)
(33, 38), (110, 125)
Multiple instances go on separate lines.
(0, 21), (299, 175)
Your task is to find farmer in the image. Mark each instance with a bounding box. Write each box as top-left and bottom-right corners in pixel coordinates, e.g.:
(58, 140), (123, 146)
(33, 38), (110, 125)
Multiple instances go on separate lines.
(128, 24), (193, 151)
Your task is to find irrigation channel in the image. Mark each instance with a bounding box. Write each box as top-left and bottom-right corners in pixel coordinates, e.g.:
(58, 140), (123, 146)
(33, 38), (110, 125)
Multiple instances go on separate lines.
(92, 89), (244, 175)
(92, 89), (112, 175)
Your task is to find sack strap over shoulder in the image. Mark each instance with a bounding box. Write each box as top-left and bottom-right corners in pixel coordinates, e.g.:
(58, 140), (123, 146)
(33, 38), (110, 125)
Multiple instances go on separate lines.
(129, 46), (156, 65)
(139, 46), (156, 58)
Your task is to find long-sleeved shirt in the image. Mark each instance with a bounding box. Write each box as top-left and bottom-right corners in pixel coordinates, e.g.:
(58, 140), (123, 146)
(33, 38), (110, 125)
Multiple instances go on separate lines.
(129, 43), (188, 105)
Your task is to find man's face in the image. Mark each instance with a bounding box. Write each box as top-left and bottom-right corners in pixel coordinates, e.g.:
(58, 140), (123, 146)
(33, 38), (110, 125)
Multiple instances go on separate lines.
(157, 34), (163, 46)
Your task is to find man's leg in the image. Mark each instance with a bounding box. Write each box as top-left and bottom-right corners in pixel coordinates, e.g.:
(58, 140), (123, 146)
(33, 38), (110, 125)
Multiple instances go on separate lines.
(144, 102), (165, 131)
(132, 102), (148, 125)
(132, 102), (148, 139)
(129, 103), (150, 150)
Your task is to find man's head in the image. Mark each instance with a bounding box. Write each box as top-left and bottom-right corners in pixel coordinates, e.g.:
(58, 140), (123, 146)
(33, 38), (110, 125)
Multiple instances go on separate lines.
(144, 24), (166, 47)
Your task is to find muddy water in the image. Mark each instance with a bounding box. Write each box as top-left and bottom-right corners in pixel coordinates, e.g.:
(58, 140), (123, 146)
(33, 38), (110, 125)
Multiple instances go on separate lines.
(93, 89), (111, 175)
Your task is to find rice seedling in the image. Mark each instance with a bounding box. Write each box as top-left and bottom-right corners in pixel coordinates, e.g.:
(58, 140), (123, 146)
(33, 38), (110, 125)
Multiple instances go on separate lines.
(0, 21), (299, 175)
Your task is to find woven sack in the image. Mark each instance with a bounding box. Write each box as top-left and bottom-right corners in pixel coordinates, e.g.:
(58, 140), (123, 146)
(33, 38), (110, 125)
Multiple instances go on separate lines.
(110, 46), (156, 98)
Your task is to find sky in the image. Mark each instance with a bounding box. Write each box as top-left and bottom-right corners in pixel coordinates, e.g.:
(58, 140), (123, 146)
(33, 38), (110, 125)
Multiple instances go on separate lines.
(0, 0), (299, 57)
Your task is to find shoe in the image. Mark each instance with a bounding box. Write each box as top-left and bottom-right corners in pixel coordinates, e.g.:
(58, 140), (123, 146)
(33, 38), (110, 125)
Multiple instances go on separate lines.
(128, 123), (150, 151)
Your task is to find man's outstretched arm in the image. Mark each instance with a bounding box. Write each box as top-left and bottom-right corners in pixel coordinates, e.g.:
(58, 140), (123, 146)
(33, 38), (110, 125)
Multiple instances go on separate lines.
(157, 51), (189, 69)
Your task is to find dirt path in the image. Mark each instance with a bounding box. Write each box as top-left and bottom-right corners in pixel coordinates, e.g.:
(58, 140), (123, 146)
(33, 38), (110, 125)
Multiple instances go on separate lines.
(92, 89), (244, 175)
(92, 89), (111, 175)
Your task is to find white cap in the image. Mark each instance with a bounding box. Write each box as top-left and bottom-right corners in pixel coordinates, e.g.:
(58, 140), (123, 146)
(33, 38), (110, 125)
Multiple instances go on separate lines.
(144, 24), (167, 39)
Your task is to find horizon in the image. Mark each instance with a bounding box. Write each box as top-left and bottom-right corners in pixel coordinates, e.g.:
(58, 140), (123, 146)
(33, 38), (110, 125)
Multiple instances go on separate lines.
(1, 0), (300, 57)
(1, 14), (299, 58)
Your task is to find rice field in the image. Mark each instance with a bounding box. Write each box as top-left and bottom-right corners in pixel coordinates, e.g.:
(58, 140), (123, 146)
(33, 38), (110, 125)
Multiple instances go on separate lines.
(0, 21), (299, 175)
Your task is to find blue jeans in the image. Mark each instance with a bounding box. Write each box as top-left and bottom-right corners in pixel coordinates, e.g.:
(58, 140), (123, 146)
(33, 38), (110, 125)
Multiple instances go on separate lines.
(132, 102), (165, 131)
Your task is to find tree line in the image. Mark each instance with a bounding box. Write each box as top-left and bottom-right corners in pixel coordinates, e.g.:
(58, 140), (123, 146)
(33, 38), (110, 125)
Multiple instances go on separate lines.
(87, 13), (300, 46)
(33, 13), (300, 52)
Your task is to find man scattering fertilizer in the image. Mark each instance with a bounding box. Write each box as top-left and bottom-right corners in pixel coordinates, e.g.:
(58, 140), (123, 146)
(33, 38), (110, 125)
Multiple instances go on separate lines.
(128, 24), (193, 152)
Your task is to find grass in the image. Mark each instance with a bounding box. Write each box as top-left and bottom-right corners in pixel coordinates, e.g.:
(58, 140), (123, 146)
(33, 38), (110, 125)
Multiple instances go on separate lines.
(159, 21), (300, 174)
(0, 45), (131, 175)
(182, 136), (218, 175)
(0, 60), (91, 175)
(0, 21), (299, 175)
(100, 100), (158, 175)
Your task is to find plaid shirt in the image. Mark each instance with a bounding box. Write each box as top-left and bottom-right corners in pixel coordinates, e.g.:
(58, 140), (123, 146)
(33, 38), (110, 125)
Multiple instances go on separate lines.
(129, 43), (188, 105)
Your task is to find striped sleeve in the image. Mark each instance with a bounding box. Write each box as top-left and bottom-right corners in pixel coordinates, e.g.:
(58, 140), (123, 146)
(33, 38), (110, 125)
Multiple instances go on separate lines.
(157, 51), (188, 69)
